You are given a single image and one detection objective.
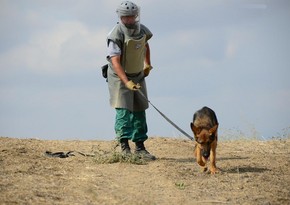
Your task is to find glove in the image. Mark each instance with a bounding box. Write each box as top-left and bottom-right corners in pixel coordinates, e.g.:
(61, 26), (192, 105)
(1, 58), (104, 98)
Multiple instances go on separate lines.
(125, 80), (141, 91)
(143, 64), (153, 77)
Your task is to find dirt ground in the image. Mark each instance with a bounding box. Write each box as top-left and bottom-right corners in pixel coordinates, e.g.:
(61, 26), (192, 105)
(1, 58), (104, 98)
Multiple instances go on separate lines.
(0, 136), (289, 205)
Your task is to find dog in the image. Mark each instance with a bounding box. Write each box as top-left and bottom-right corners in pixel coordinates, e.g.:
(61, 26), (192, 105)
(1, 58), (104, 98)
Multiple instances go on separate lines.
(190, 106), (219, 174)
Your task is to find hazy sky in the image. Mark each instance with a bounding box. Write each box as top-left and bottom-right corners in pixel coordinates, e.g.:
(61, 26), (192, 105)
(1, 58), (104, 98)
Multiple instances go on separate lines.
(1, 0), (289, 140)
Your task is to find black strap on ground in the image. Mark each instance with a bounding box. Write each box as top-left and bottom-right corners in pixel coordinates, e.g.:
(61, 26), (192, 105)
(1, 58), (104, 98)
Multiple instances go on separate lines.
(45, 151), (95, 158)
(137, 89), (194, 141)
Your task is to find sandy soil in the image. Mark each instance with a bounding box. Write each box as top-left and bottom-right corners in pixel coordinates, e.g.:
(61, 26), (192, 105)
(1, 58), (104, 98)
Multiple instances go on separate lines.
(0, 136), (289, 205)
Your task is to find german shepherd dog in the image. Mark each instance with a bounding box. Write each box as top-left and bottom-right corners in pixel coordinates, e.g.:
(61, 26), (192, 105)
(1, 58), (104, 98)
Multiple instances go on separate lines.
(190, 106), (219, 174)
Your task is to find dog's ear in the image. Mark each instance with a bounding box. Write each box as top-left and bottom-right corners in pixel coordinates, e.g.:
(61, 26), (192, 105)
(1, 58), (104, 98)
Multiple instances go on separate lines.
(190, 123), (201, 135)
(209, 124), (218, 135)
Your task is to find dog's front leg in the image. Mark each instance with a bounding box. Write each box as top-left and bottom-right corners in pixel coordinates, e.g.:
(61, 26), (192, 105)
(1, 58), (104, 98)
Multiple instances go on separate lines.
(196, 147), (207, 172)
(209, 141), (218, 174)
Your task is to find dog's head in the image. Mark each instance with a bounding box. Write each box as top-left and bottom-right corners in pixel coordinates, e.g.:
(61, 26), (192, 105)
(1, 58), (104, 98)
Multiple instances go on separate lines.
(190, 123), (218, 159)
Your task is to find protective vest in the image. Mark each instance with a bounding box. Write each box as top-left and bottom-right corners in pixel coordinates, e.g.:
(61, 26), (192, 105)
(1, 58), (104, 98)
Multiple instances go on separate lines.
(106, 23), (153, 112)
(122, 35), (146, 74)
(107, 24), (152, 74)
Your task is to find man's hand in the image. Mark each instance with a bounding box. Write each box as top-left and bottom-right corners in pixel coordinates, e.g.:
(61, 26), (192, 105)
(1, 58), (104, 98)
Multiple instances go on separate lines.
(143, 64), (153, 77)
(125, 80), (141, 91)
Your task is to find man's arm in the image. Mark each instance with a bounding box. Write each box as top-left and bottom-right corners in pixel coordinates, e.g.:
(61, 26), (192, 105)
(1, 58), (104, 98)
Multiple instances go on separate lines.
(145, 43), (151, 66)
(111, 55), (129, 85)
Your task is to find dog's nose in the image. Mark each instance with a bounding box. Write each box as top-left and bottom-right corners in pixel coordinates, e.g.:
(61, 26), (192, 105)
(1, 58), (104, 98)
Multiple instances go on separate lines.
(202, 151), (210, 159)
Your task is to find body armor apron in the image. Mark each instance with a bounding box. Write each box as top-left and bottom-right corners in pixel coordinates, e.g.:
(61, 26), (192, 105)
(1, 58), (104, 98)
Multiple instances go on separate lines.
(122, 35), (146, 74)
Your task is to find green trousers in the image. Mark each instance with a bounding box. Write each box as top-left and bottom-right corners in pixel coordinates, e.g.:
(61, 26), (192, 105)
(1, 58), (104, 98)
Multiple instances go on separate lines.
(115, 108), (148, 142)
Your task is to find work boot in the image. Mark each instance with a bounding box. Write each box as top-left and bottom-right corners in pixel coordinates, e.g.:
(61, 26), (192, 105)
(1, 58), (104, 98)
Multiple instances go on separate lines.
(120, 138), (131, 154)
(135, 141), (156, 160)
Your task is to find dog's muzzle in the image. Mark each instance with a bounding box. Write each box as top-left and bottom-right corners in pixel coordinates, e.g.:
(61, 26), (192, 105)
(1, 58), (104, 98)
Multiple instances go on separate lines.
(196, 135), (215, 159)
(202, 149), (210, 159)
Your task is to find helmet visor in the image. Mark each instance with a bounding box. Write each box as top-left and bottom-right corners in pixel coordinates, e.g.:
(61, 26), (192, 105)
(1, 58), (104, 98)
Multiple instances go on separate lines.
(121, 15), (139, 29)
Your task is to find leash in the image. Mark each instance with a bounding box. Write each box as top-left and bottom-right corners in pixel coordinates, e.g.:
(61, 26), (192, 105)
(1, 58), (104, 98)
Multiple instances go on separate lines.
(137, 89), (194, 141)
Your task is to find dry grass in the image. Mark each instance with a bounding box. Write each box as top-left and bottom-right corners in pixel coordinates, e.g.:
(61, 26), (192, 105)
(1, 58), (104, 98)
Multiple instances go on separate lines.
(0, 136), (289, 205)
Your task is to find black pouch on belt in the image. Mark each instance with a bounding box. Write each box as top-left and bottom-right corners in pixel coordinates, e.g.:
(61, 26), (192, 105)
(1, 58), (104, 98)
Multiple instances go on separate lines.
(101, 64), (108, 79)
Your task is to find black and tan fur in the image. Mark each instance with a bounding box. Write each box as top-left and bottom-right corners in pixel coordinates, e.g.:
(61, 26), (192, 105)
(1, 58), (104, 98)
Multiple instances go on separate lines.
(190, 106), (219, 174)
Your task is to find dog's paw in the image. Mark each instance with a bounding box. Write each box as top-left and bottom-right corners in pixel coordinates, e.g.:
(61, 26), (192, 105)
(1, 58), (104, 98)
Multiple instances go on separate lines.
(210, 167), (220, 174)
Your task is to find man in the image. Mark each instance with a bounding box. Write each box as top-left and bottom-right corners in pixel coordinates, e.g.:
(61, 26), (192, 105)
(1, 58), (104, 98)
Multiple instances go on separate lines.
(106, 1), (155, 160)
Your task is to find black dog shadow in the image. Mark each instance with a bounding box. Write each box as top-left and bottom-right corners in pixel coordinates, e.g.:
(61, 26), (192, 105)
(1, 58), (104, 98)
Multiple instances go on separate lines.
(219, 156), (249, 161)
(160, 156), (249, 163)
(225, 166), (270, 173)
(159, 156), (250, 164)
(159, 157), (194, 163)
(159, 157), (270, 174)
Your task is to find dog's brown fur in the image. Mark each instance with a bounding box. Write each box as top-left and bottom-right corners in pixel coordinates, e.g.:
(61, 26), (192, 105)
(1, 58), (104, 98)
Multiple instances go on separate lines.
(190, 107), (219, 174)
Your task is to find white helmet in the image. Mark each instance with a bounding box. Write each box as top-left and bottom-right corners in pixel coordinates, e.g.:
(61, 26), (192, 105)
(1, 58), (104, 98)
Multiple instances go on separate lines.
(116, 1), (139, 17)
(116, 1), (140, 36)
